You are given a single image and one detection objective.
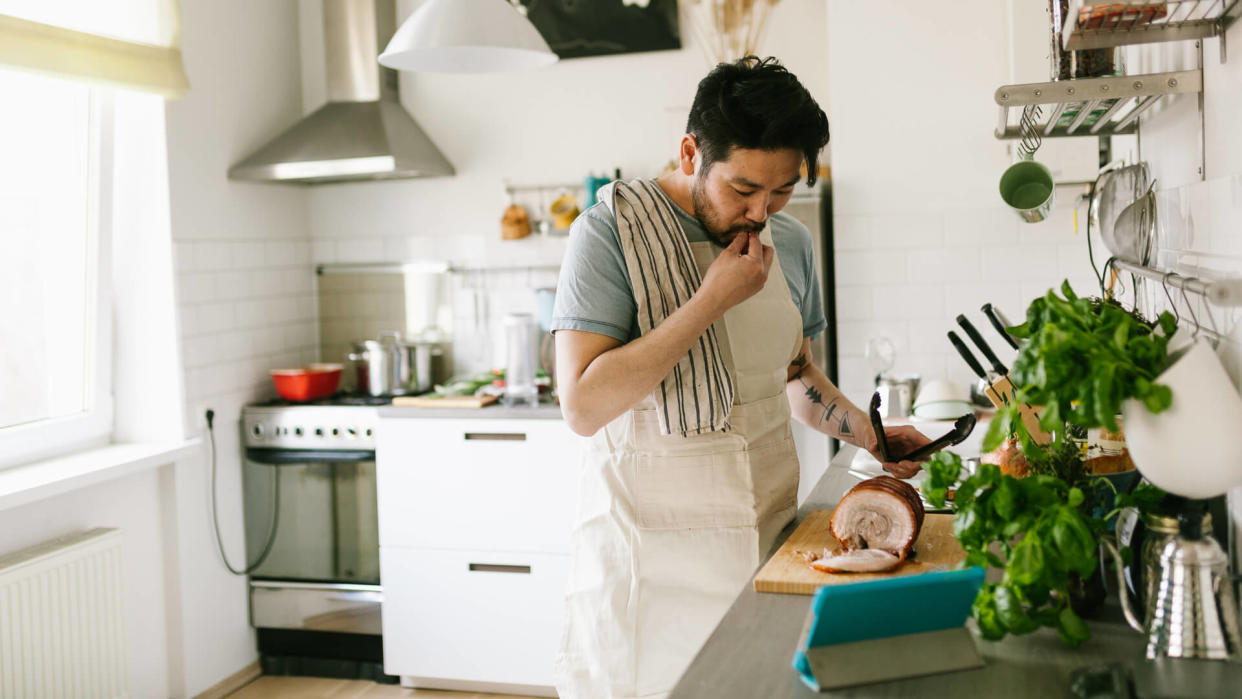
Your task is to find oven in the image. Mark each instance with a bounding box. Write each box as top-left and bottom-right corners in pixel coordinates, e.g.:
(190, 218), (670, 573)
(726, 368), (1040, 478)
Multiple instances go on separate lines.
(241, 399), (391, 680)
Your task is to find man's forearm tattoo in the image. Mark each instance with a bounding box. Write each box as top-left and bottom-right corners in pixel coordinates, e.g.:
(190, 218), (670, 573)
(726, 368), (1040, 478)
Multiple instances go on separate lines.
(799, 377), (853, 437)
(790, 353), (808, 378)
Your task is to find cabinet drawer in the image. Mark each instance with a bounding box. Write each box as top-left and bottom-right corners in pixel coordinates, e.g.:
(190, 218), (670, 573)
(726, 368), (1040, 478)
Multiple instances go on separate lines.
(380, 547), (568, 687)
(377, 418), (580, 553)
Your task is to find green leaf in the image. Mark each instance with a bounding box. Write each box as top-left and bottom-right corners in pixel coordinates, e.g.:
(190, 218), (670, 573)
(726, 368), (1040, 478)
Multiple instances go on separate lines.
(995, 584), (1040, 635)
(1008, 532), (1045, 586)
(973, 586), (1006, 641)
(992, 478), (1021, 521)
(1056, 605), (1091, 646)
(1052, 507), (1097, 576)
(1067, 487), (1084, 508)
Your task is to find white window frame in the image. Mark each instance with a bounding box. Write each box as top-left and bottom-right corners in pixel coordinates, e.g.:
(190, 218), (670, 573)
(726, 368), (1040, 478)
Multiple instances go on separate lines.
(0, 86), (114, 469)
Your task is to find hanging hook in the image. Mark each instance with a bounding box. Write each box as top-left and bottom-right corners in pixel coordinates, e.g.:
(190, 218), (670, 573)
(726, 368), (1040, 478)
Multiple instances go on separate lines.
(1161, 271), (1181, 325)
(1179, 283), (1200, 339)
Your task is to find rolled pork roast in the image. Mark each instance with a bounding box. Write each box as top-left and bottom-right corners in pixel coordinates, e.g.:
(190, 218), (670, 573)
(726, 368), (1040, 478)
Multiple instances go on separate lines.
(828, 475), (925, 559)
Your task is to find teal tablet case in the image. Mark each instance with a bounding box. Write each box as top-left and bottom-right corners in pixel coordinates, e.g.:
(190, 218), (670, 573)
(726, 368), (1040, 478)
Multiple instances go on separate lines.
(792, 567), (986, 691)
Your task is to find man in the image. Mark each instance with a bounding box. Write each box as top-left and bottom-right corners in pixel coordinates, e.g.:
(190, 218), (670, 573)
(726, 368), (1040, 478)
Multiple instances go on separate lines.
(551, 56), (932, 699)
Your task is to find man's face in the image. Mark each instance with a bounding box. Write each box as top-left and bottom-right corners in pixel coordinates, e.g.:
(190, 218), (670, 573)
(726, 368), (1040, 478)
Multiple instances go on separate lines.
(690, 146), (802, 247)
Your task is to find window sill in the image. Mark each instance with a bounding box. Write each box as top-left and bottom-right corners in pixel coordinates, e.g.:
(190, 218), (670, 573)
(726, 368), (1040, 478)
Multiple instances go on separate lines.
(0, 440), (199, 511)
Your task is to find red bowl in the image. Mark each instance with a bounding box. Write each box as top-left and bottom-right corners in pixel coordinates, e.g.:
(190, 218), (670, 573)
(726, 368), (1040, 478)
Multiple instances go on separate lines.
(271, 364), (341, 401)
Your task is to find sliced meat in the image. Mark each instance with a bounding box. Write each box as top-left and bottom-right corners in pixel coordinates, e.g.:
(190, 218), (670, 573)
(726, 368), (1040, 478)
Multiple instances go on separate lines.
(829, 476), (923, 558)
(810, 549), (902, 573)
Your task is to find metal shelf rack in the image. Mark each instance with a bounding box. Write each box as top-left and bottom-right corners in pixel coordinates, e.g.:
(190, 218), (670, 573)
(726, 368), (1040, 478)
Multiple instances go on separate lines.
(994, 68), (1201, 139)
(1061, 0), (1241, 59)
(1107, 257), (1242, 306)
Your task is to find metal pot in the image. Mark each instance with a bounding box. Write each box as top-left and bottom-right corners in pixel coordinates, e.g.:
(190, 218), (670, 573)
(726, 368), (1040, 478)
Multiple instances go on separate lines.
(348, 331), (446, 396)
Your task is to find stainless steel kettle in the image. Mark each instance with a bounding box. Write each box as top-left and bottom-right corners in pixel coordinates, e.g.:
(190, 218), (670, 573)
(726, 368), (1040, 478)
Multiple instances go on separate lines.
(1103, 506), (1241, 661)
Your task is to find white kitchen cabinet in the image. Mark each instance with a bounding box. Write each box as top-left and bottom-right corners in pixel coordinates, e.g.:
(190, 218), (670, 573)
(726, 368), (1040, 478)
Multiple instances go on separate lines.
(380, 547), (568, 693)
(376, 414), (579, 694)
(376, 417), (579, 554)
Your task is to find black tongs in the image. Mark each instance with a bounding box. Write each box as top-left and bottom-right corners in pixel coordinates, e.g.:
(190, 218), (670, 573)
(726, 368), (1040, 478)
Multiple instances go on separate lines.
(867, 391), (976, 464)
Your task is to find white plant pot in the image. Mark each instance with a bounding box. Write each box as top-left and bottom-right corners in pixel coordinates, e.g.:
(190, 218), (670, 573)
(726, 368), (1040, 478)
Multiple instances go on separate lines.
(1122, 341), (1242, 499)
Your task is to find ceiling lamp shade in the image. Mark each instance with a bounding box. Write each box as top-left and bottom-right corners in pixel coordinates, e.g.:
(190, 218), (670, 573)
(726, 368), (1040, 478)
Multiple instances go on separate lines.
(378, 0), (558, 73)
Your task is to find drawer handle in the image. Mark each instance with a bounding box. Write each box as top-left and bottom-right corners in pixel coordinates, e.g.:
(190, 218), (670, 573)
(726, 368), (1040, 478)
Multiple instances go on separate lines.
(468, 563), (532, 574)
(464, 432), (527, 441)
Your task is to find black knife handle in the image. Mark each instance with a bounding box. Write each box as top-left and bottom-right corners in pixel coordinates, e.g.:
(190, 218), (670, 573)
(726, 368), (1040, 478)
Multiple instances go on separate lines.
(948, 332), (988, 380)
(982, 303), (1020, 350)
(956, 314), (1008, 376)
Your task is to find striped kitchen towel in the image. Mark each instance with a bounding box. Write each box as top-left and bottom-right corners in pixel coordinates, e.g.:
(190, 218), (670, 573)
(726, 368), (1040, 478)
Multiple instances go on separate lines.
(609, 178), (734, 436)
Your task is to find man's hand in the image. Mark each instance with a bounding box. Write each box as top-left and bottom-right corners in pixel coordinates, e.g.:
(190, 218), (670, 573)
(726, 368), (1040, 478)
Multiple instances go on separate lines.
(863, 425), (934, 479)
(698, 232), (773, 314)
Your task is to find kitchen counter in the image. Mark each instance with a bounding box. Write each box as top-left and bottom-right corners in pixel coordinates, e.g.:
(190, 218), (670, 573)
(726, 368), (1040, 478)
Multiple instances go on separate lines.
(377, 402), (564, 420)
(670, 445), (1240, 699)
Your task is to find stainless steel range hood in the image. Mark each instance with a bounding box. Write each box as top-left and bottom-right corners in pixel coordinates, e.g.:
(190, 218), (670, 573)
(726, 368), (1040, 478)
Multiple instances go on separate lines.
(229, 0), (454, 185)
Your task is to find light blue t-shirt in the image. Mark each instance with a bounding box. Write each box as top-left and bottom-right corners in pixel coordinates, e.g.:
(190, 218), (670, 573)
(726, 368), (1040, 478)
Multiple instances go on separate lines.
(551, 185), (827, 343)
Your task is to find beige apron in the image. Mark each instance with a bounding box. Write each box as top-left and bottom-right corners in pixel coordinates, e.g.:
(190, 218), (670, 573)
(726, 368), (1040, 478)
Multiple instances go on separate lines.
(555, 227), (804, 699)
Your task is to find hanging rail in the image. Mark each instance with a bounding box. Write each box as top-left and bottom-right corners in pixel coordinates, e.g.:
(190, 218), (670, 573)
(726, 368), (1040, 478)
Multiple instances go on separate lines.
(1106, 257), (1242, 306)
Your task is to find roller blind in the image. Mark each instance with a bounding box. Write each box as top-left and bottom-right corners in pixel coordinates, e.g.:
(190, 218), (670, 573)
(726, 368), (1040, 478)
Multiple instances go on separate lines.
(0, 0), (189, 97)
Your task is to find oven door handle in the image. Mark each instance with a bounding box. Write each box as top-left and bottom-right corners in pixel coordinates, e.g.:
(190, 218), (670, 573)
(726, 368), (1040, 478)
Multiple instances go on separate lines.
(327, 590), (384, 603)
(245, 447), (375, 464)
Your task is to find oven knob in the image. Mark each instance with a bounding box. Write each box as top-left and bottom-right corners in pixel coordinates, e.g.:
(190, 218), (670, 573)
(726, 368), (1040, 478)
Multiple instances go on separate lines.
(364, 428), (373, 438)
(331, 427), (341, 437)
(251, 424), (263, 439)
(347, 427), (358, 438)
(315, 427), (324, 437)
(294, 427), (303, 437)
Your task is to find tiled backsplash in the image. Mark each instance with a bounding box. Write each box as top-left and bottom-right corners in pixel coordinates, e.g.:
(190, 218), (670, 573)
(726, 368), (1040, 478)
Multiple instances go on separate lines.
(832, 199), (1102, 409)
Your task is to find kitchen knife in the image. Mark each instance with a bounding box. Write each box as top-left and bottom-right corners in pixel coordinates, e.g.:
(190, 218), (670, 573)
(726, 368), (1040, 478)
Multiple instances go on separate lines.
(947, 331), (988, 380)
(956, 315), (1008, 376)
(981, 303), (1020, 350)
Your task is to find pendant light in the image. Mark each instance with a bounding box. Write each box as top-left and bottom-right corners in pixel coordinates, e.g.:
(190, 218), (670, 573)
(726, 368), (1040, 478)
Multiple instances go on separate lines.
(378, 0), (558, 73)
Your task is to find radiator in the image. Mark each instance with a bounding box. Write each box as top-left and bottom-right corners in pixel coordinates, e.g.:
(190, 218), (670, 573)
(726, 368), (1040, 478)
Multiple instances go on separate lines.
(0, 528), (129, 699)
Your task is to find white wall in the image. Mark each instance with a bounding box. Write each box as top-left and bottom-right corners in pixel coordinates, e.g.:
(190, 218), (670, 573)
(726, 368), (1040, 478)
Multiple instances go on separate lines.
(826, 0), (1103, 408)
(163, 0), (316, 694)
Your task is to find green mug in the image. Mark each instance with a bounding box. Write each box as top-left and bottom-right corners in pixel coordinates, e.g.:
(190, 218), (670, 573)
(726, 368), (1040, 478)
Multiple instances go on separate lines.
(999, 159), (1054, 223)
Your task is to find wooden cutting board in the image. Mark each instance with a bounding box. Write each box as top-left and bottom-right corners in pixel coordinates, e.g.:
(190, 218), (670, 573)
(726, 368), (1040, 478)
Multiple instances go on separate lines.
(753, 510), (965, 595)
(390, 394), (499, 409)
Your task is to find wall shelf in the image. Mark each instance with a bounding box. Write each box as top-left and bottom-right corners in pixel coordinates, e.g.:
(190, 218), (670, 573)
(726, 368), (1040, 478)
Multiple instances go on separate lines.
(993, 69), (1202, 139)
(1061, 0), (1240, 58)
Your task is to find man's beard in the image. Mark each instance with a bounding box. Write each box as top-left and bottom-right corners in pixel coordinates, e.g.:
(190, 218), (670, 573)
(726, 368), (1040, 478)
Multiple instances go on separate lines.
(691, 177), (764, 248)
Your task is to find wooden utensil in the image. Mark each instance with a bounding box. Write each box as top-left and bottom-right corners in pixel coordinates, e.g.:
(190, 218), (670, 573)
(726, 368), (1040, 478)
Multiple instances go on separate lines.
(753, 510), (965, 595)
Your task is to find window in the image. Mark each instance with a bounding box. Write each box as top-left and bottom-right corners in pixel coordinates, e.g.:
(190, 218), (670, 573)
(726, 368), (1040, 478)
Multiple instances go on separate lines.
(0, 68), (113, 467)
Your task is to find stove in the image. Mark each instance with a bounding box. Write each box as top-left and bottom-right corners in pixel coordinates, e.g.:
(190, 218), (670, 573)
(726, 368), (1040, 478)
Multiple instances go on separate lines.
(239, 393), (393, 682)
(243, 394), (386, 453)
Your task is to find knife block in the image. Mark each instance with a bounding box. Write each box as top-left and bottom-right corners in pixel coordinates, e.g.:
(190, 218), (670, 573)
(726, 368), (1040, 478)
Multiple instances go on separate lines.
(983, 375), (1052, 444)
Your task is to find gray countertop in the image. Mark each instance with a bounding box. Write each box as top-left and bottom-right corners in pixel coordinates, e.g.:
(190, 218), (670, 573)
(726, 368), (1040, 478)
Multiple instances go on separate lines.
(670, 445), (1239, 699)
(377, 403), (564, 419)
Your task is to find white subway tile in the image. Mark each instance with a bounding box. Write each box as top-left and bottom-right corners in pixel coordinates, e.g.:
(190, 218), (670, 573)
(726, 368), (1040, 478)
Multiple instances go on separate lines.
(174, 242), (199, 273)
(217, 331), (254, 361)
(833, 215), (872, 251)
(181, 335), (218, 369)
(943, 208), (1019, 247)
(837, 320), (910, 359)
(197, 302), (236, 334)
(977, 246), (1058, 282)
(872, 284), (946, 321)
(944, 283), (1024, 323)
(312, 239), (338, 263)
(832, 284), (873, 321)
(234, 300), (268, 328)
(231, 241), (267, 270)
(907, 248), (981, 283)
(197, 242), (234, 271)
(214, 270), (256, 301)
(335, 238), (386, 264)
(177, 273), (215, 305)
(872, 213), (943, 249)
(835, 250), (907, 285)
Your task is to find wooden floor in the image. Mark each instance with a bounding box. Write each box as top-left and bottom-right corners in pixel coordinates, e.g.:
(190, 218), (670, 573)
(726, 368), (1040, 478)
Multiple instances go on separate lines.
(227, 676), (544, 699)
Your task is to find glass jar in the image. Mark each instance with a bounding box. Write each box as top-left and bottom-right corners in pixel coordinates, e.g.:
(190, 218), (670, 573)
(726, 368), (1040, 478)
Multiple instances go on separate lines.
(1049, 0), (1125, 80)
(503, 312), (539, 407)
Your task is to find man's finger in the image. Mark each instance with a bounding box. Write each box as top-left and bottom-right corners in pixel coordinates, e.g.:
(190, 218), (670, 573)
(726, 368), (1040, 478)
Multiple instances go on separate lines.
(727, 231), (748, 255)
(761, 243), (775, 269)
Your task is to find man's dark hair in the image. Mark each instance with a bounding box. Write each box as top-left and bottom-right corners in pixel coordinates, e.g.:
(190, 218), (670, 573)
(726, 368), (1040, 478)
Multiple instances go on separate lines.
(686, 56), (829, 185)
